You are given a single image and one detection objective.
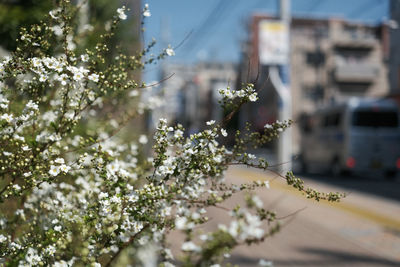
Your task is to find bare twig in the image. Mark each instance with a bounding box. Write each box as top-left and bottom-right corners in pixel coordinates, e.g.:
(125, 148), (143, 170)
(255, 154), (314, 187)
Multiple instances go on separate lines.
(105, 224), (150, 267)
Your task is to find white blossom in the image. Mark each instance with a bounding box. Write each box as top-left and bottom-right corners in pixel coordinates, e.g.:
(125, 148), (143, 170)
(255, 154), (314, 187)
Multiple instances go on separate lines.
(99, 192), (108, 199)
(252, 195), (263, 208)
(129, 89), (139, 97)
(43, 57), (58, 69)
(55, 158), (65, 164)
(59, 164), (71, 173)
(117, 7), (127, 20)
(175, 217), (187, 230)
(31, 57), (41, 68)
(65, 110), (75, 120)
(1, 113), (13, 123)
(264, 123), (273, 130)
(24, 248), (42, 265)
(52, 25), (63, 36)
(221, 128), (228, 137)
(22, 145), (31, 151)
(81, 54), (89, 62)
(88, 73), (99, 83)
(88, 91), (96, 102)
(49, 165), (60, 176)
(181, 241), (200, 252)
(249, 93), (258, 102)
(0, 234), (7, 243)
(143, 4), (151, 17)
(45, 245), (56, 256)
(49, 9), (60, 19)
(73, 71), (84, 81)
(39, 74), (48, 82)
(58, 74), (69, 85)
(26, 100), (39, 110)
(166, 48), (175, 56)
(13, 184), (21, 192)
(107, 161), (120, 175)
(139, 135), (148, 144)
(247, 153), (256, 160)
(236, 90), (246, 97)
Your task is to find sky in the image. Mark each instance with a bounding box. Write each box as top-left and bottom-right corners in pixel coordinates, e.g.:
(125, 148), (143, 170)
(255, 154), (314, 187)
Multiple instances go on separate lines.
(142, 0), (389, 81)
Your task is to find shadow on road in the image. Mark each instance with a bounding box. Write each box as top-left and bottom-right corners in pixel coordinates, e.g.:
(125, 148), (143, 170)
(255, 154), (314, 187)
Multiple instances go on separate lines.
(294, 171), (400, 203)
(230, 246), (400, 267)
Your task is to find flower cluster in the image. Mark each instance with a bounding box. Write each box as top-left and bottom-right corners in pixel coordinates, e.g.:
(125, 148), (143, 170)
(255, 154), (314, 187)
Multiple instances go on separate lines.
(117, 6), (127, 20)
(0, 1), (344, 266)
(143, 4), (151, 17)
(219, 83), (258, 104)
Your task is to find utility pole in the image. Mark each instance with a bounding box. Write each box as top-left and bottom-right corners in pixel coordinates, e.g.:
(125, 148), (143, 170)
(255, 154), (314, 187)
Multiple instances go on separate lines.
(280, 0), (290, 27)
(270, 0), (292, 173)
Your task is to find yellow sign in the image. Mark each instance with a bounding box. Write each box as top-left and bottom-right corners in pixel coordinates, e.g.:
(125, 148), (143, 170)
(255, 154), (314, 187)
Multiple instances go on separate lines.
(259, 20), (289, 65)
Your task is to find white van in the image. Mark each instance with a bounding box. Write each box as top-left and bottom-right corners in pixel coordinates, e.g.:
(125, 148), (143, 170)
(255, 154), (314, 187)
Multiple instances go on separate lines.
(299, 98), (400, 179)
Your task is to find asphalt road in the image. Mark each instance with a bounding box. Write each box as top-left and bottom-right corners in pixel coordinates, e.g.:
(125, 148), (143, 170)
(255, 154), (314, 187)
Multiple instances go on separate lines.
(207, 166), (400, 267)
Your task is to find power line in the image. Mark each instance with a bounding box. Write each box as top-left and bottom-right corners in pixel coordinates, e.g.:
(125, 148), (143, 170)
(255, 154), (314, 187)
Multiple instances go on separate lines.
(179, 0), (225, 53)
(307, 0), (324, 13)
(195, 0), (241, 48)
(179, 0), (238, 57)
(348, 0), (382, 19)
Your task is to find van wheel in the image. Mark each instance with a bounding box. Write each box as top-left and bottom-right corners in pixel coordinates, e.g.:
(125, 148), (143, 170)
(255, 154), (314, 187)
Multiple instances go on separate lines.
(331, 159), (342, 178)
(385, 170), (397, 181)
(299, 156), (309, 174)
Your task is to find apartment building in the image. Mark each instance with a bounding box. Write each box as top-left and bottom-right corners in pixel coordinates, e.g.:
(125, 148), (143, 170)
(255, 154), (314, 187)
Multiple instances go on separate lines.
(239, 14), (390, 154)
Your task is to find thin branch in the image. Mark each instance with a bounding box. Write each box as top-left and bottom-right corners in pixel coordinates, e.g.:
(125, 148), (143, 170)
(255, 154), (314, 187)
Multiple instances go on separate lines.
(276, 207), (307, 220)
(254, 62), (261, 84)
(105, 224), (150, 267)
(142, 73), (175, 88)
(246, 56), (251, 82)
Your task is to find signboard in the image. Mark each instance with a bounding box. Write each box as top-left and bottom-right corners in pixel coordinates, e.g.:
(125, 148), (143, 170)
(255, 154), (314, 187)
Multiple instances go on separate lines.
(259, 20), (289, 65)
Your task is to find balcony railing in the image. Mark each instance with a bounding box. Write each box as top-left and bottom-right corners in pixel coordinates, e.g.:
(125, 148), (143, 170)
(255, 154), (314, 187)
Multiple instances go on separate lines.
(334, 63), (379, 83)
(333, 36), (377, 49)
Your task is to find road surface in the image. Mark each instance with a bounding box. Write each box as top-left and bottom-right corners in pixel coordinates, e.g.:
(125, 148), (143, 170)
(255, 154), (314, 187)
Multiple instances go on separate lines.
(204, 166), (400, 267)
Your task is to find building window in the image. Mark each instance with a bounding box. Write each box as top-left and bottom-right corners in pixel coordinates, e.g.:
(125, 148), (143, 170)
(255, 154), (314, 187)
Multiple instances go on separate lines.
(306, 51), (325, 66)
(337, 82), (369, 95)
(303, 84), (324, 102)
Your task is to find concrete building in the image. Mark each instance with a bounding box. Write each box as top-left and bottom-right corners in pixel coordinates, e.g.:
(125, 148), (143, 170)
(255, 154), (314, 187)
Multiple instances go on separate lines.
(238, 14), (390, 155)
(154, 62), (237, 132)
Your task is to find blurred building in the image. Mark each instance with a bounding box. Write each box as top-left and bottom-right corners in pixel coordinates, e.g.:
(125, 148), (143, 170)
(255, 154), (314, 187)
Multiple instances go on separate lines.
(238, 14), (390, 155)
(388, 0), (400, 105)
(153, 62), (237, 133)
